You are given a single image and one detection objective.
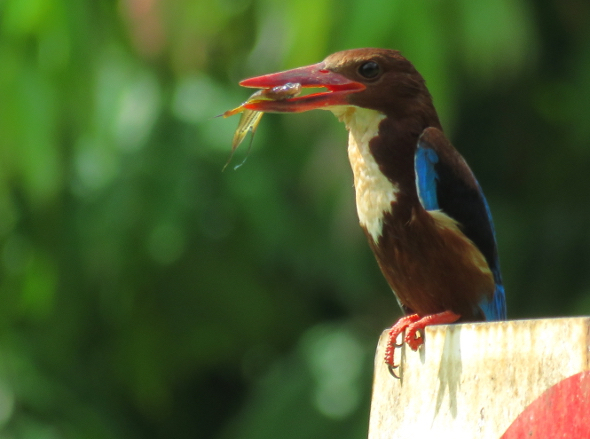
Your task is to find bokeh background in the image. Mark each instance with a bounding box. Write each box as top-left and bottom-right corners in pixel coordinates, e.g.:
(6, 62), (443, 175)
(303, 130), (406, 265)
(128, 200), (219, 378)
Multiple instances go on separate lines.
(1, 0), (590, 437)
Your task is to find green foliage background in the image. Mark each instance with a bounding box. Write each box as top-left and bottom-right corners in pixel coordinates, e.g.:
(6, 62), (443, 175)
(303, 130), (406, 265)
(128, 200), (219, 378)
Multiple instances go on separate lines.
(0, 0), (589, 437)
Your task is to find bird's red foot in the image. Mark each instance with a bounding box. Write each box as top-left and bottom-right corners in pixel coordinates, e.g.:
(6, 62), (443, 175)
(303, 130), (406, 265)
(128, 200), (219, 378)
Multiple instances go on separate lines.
(384, 311), (462, 371)
(404, 311), (461, 350)
(384, 314), (421, 368)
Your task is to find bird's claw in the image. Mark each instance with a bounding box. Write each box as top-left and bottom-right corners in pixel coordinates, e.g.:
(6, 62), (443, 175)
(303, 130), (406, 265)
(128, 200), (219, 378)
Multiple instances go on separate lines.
(405, 327), (424, 351)
(384, 314), (422, 378)
(385, 311), (461, 377)
(388, 364), (401, 379)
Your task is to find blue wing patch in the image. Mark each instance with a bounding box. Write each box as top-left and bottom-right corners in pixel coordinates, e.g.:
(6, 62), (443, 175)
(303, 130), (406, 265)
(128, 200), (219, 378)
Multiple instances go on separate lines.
(479, 284), (506, 321)
(416, 128), (507, 321)
(475, 183), (506, 320)
(415, 145), (440, 211)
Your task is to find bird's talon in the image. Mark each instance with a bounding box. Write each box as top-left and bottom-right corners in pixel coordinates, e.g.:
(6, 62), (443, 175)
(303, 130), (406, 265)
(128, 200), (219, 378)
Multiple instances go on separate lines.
(384, 334), (403, 378)
(388, 364), (401, 379)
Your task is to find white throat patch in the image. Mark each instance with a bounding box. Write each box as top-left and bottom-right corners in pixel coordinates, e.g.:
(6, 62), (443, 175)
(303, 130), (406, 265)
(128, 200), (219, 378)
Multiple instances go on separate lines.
(331, 107), (399, 242)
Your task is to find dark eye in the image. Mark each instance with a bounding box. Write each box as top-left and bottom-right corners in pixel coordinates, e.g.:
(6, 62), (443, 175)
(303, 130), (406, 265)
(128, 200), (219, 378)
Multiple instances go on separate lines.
(358, 61), (380, 79)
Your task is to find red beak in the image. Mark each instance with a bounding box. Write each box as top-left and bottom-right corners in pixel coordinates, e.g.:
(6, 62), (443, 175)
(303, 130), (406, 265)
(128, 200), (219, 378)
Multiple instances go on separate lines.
(239, 62), (365, 113)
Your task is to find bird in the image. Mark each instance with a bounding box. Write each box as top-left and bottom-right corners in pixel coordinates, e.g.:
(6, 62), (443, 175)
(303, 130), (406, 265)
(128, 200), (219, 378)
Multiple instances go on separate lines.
(238, 48), (506, 369)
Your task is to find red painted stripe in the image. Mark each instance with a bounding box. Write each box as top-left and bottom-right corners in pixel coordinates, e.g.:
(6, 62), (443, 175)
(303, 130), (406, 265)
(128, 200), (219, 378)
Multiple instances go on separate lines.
(501, 371), (590, 438)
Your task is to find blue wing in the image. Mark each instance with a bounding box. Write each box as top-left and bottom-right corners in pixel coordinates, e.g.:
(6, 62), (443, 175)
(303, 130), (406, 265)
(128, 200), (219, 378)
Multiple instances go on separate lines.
(415, 127), (506, 320)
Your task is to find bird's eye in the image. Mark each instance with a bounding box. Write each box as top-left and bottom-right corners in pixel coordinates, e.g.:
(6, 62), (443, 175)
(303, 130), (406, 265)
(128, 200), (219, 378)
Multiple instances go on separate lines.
(358, 61), (380, 79)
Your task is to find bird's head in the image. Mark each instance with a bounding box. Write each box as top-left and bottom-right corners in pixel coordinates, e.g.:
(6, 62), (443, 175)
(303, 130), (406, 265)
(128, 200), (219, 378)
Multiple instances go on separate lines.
(240, 48), (432, 118)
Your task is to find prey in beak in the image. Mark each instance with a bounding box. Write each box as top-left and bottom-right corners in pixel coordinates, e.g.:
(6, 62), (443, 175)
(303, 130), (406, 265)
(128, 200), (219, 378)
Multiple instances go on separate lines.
(239, 62), (365, 113)
(219, 82), (302, 170)
(220, 62), (365, 168)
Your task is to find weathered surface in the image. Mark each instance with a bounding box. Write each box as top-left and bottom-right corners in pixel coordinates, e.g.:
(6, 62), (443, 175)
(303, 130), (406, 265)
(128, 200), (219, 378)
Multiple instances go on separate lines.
(368, 317), (590, 439)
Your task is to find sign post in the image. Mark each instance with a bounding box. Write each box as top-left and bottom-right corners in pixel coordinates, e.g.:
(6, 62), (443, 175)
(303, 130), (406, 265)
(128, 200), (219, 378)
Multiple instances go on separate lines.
(368, 317), (590, 439)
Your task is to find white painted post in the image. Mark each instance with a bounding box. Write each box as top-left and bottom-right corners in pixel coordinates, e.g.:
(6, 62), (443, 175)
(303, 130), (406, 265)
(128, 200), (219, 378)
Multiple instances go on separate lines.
(368, 317), (590, 439)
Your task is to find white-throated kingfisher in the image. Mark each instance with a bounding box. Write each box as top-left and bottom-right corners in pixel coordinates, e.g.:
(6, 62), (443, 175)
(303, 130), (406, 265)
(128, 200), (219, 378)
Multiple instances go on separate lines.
(239, 48), (507, 369)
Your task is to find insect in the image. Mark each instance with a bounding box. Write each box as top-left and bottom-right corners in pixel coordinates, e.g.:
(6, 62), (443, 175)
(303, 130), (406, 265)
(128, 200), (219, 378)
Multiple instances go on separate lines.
(221, 83), (302, 170)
